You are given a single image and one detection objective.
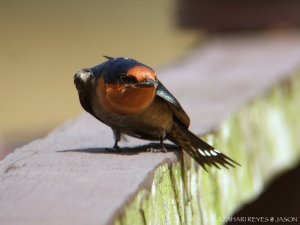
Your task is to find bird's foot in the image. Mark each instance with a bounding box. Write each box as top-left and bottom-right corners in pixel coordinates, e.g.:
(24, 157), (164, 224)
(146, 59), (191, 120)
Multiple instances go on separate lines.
(147, 146), (167, 153)
(105, 144), (121, 152)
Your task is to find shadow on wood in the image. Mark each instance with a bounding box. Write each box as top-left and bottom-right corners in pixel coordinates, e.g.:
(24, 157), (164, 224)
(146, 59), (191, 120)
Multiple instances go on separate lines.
(57, 143), (179, 155)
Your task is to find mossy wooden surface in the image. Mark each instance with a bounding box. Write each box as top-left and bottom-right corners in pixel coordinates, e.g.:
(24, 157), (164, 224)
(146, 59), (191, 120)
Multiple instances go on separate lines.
(115, 74), (300, 225)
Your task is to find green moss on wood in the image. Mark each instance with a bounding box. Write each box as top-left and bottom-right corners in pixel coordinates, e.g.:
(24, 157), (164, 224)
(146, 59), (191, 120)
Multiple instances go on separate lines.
(115, 74), (300, 225)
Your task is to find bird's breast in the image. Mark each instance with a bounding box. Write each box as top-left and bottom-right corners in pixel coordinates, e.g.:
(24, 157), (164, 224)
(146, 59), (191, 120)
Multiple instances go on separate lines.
(96, 78), (156, 115)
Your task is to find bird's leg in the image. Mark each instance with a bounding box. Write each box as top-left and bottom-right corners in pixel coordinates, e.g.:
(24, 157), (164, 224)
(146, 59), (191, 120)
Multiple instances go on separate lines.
(113, 139), (120, 151)
(147, 130), (167, 153)
(113, 129), (121, 151)
(106, 128), (121, 152)
(159, 136), (167, 153)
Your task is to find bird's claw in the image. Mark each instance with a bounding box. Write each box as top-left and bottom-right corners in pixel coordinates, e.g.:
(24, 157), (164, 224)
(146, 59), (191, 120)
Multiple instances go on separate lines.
(105, 145), (121, 152)
(147, 146), (167, 153)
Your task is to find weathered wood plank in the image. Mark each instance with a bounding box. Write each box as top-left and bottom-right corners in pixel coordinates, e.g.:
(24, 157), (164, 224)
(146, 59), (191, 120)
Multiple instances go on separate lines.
(0, 118), (179, 225)
(1, 32), (300, 225)
(117, 75), (300, 224)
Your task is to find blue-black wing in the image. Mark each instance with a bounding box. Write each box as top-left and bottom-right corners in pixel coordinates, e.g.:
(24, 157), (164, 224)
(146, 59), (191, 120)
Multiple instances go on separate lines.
(156, 80), (190, 128)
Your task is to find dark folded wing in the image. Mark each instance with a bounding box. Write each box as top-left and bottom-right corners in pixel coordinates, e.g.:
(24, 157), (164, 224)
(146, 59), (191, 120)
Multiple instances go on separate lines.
(156, 80), (190, 128)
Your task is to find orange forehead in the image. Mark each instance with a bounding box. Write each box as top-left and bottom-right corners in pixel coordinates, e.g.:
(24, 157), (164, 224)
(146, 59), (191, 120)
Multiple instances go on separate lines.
(127, 66), (156, 82)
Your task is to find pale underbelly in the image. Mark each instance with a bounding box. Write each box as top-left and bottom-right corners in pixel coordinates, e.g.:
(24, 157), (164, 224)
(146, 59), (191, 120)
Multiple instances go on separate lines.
(92, 98), (174, 137)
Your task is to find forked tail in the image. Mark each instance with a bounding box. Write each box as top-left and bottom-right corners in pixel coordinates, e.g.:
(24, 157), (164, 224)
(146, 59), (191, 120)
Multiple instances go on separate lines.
(168, 121), (240, 169)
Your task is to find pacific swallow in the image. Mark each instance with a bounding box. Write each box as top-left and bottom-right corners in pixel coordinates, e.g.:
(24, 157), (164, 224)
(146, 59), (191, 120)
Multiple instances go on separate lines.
(74, 56), (239, 169)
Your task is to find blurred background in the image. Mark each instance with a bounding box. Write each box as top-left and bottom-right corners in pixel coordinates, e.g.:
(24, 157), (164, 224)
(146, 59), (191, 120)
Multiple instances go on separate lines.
(0, 0), (201, 159)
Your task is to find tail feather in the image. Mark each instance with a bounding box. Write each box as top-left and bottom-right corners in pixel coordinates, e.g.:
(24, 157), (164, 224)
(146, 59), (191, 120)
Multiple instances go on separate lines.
(168, 122), (240, 169)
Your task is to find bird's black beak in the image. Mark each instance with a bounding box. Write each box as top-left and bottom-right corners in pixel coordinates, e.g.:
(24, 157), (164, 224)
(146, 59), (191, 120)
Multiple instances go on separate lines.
(132, 80), (158, 88)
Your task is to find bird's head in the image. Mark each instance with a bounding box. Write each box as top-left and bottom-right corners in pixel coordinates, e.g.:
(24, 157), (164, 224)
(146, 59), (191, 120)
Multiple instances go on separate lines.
(94, 57), (158, 115)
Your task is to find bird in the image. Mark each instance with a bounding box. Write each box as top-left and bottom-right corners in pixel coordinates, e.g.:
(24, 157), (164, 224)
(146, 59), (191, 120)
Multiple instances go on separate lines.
(74, 56), (239, 169)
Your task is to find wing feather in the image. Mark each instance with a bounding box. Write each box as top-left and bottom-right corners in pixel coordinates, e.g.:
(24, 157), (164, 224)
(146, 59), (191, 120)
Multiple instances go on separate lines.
(156, 80), (190, 128)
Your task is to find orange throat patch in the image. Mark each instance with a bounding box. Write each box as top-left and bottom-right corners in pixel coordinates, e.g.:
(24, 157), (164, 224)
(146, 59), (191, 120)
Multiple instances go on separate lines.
(97, 79), (156, 115)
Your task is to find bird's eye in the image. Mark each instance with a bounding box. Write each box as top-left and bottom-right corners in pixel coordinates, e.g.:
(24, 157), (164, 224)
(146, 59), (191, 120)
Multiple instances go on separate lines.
(120, 74), (138, 84)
